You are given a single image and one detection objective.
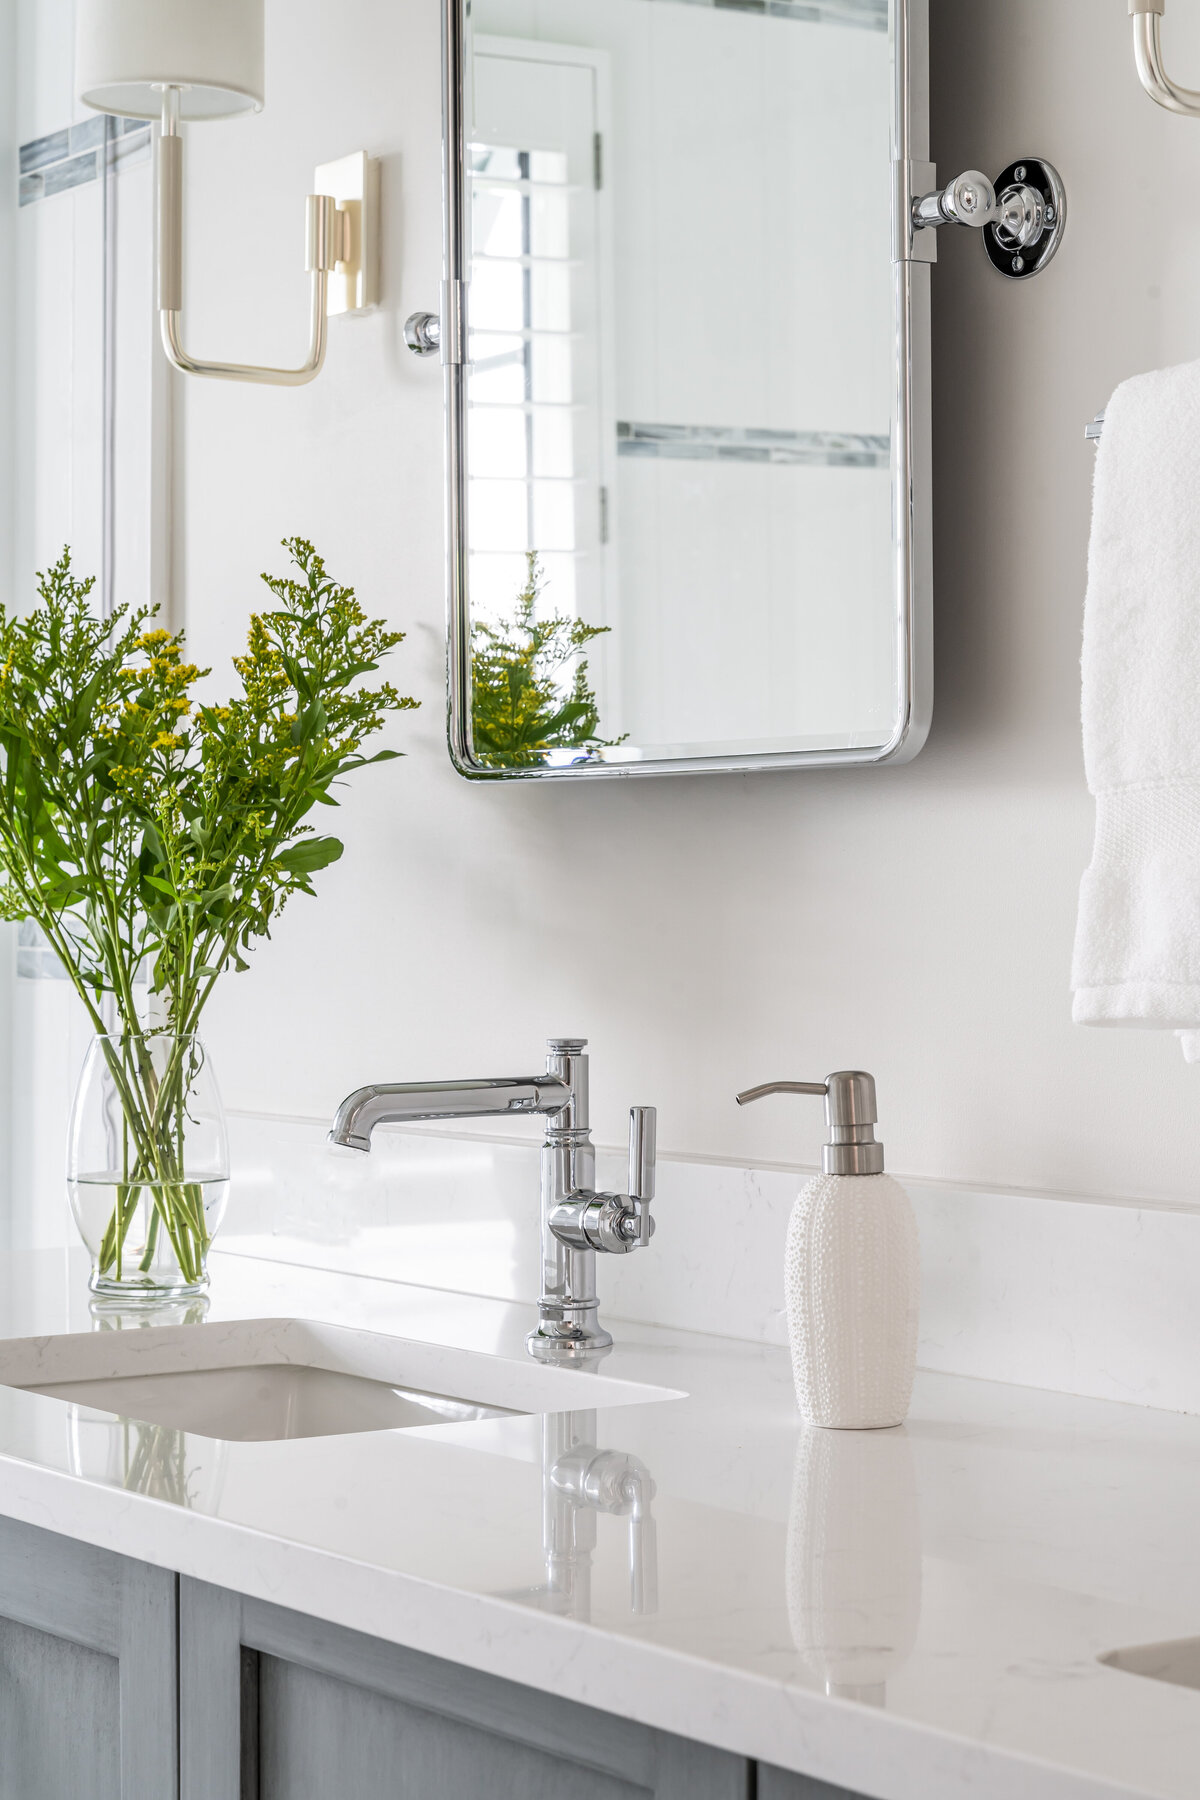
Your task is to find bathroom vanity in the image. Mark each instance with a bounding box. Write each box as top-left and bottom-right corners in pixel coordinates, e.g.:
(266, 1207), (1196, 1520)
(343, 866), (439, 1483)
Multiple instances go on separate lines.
(0, 1518), (761, 1798)
(0, 1249), (1197, 1800)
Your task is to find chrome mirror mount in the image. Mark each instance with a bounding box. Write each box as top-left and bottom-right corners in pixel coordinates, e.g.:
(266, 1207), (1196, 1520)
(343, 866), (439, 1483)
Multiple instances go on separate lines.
(910, 157), (1066, 280)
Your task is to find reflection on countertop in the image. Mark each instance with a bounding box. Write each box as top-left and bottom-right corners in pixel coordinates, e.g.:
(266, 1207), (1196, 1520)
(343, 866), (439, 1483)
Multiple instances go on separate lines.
(787, 1425), (920, 1707)
(0, 1247), (1197, 1800)
(495, 1409), (657, 1623)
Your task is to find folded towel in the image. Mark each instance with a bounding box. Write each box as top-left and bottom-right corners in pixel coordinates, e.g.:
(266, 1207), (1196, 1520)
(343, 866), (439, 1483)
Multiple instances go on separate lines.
(1071, 358), (1200, 1062)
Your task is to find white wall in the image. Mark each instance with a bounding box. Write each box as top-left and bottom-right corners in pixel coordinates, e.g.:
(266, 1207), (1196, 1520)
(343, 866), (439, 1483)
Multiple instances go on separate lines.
(147, 0), (1200, 1213)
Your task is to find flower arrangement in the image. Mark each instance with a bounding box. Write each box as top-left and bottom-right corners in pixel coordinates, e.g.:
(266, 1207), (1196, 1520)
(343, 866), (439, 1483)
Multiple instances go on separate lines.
(0, 539), (416, 1293)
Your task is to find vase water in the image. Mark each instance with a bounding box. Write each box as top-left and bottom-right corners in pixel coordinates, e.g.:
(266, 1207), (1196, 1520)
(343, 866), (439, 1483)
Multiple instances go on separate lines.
(67, 1032), (230, 1301)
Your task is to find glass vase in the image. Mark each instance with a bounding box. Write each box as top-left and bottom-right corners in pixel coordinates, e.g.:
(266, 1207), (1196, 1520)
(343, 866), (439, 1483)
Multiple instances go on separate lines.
(67, 1032), (230, 1301)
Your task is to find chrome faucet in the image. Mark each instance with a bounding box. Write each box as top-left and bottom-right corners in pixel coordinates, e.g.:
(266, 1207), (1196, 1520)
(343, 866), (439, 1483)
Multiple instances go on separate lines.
(329, 1037), (656, 1359)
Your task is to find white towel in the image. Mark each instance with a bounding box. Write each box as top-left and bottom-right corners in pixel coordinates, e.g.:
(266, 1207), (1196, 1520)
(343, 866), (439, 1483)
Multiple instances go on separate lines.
(1072, 358), (1200, 1063)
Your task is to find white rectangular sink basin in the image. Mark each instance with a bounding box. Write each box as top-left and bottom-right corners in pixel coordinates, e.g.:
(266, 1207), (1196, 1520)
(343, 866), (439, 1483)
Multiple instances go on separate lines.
(1101, 1638), (1200, 1692)
(0, 1318), (681, 1443)
(20, 1363), (517, 1442)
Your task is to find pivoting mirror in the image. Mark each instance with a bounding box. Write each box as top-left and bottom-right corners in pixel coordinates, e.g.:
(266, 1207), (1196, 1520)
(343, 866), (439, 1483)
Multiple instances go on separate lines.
(425, 0), (932, 777)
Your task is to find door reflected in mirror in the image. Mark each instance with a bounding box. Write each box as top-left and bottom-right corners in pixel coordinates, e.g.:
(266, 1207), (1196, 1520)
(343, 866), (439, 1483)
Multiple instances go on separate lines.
(450, 0), (931, 776)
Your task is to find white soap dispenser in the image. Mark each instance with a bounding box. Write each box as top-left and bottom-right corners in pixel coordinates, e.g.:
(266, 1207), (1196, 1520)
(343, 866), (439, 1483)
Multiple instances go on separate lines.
(737, 1072), (919, 1429)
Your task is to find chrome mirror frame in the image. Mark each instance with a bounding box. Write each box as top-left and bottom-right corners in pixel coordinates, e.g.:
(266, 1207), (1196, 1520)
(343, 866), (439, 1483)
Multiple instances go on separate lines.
(436, 0), (932, 780)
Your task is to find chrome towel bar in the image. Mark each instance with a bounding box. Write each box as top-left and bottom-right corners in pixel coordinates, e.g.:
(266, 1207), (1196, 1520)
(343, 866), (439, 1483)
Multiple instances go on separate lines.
(1130, 0), (1200, 119)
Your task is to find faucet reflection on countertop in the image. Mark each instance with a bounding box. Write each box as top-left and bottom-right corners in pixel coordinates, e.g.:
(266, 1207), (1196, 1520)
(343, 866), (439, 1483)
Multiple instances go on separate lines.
(499, 1409), (657, 1623)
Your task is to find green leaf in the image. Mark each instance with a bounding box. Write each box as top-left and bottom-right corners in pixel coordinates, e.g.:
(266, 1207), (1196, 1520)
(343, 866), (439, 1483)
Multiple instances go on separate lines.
(275, 836), (344, 875)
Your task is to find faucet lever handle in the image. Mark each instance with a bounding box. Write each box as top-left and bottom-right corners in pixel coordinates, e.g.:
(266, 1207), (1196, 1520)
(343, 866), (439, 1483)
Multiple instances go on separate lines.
(628, 1106), (656, 1247)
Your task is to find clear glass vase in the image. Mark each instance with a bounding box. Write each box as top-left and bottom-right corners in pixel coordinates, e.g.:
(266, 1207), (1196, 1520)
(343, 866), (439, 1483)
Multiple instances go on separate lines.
(67, 1033), (230, 1301)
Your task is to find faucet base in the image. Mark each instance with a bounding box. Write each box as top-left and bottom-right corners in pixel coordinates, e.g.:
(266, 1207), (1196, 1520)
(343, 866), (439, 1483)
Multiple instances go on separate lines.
(526, 1317), (614, 1364)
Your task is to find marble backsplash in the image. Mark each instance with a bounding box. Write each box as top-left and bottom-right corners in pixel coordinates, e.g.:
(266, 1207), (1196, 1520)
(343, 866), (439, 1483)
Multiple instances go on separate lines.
(220, 1112), (1200, 1416)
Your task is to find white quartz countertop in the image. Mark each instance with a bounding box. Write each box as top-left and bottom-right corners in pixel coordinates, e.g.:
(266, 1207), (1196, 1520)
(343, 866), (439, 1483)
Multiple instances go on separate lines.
(0, 1249), (1198, 1800)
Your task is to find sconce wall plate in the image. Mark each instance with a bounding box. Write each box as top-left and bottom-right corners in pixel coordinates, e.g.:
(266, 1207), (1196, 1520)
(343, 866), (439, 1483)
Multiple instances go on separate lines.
(315, 151), (380, 315)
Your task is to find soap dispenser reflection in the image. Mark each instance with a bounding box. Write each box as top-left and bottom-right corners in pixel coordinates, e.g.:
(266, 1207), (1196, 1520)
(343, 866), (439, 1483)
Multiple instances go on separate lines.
(787, 1425), (921, 1706)
(736, 1073), (919, 1429)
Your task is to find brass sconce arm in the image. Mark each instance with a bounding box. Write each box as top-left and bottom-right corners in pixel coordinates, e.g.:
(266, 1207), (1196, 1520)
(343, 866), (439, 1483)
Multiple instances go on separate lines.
(156, 88), (369, 387)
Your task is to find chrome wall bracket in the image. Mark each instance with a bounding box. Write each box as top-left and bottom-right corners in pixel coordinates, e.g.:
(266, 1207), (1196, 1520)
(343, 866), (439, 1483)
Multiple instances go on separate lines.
(908, 156), (1066, 281)
(404, 311), (441, 356)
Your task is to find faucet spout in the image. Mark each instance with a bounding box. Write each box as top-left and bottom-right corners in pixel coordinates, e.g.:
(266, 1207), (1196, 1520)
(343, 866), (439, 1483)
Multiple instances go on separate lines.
(329, 1074), (571, 1152)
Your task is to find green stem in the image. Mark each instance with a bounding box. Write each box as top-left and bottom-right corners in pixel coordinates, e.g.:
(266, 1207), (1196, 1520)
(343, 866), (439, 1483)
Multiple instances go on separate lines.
(92, 1032), (211, 1287)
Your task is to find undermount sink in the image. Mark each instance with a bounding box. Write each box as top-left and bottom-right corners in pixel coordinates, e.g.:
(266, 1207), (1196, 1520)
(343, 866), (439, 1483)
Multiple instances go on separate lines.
(1101, 1638), (1200, 1693)
(0, 1317), (682, 1443)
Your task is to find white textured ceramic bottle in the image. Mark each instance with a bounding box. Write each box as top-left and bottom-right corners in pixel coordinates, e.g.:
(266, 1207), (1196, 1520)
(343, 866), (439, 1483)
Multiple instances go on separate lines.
(785, 1170), (919, 1429)
(736, 1070), (920, 1430)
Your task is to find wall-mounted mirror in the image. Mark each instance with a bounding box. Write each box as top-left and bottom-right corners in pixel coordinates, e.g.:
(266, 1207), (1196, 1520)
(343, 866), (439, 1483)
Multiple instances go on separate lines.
(434, 0), (931, 777)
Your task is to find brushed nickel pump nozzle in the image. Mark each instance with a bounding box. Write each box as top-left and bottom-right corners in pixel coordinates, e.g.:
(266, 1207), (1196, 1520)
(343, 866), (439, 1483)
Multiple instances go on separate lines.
(736, 1071), (885, 1176)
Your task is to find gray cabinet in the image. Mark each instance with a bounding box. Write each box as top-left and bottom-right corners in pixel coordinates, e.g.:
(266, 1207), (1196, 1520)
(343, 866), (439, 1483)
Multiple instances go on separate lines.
(179, 1576), (749, 1800)
(0, 1514), (177, 1800)
(759, 1771), (874, 1799)
(0, 1516), (873, 1800)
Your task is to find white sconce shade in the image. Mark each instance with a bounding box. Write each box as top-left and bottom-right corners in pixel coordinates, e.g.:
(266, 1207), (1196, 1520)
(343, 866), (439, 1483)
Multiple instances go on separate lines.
(76, 0), (265, 121)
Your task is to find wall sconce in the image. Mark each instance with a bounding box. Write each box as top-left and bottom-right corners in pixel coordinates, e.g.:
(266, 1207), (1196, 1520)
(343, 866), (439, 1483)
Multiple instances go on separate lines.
(75, 0), (378, 386)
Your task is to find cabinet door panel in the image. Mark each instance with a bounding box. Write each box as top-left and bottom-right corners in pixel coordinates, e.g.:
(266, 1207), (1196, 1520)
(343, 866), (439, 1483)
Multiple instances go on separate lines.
(0, 1614), (120, 1800)
(258, 1654), (649, 1800)
(758, 1768), (871, 1799)
(0, 1515), (178, 1800)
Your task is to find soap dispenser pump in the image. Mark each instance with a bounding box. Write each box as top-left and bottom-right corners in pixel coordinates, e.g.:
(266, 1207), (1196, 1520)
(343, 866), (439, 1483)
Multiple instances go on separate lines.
(736, 1073), (919, 1430)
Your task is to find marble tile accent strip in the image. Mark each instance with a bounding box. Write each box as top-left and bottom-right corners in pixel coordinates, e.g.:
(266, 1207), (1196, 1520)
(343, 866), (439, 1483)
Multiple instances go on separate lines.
(41, 151), (98, 199)
(678, 0), (887, 28)
(617, 420), (890, 468)
(19, 129), (70, 174)
(18, 118), (150, 206)
(69, 116), (108, 155)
